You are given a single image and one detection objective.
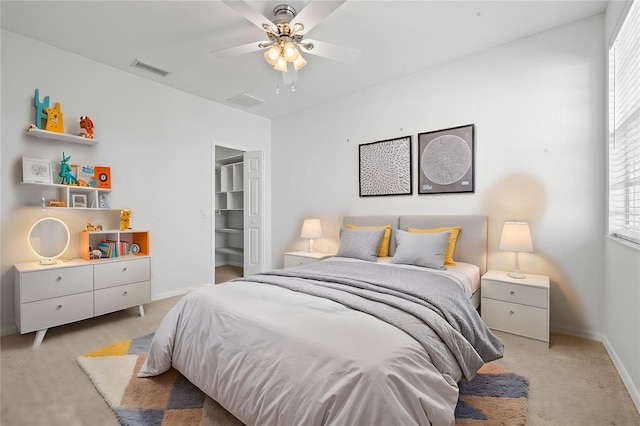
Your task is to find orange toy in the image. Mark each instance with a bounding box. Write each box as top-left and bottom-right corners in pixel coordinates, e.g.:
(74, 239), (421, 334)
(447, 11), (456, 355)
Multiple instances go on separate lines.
(44, 102), (64, 133)
(79, 116), (94, 138)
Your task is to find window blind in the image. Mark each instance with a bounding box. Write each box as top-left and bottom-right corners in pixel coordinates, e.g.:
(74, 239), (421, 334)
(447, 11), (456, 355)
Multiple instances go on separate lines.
(609, 0), (640, 245)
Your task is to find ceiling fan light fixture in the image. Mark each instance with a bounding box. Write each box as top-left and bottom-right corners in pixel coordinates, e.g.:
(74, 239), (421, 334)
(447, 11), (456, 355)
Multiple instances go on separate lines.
(283, 42), (299, 61)
(293, 54), (307, 71)
(274, 56), (288, 72)
(264, 44), (281, 65)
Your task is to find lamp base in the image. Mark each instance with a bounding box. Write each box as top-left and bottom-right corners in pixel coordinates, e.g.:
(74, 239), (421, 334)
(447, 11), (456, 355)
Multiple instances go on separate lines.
(507, 271), (526, 279)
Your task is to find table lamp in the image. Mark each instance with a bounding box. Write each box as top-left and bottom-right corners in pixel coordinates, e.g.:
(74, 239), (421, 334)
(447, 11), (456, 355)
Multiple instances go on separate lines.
(300, 219), (322, 252)
(499, 221), (533, 279)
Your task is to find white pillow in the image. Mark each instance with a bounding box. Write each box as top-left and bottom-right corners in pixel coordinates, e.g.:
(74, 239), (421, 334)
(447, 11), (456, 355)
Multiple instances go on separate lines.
(335, 228), (385, 262)
(391, 229), (451, 269)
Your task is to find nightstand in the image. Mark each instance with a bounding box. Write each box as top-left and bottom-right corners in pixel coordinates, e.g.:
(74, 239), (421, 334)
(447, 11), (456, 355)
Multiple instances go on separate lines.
(481, 269), (550, 346)
(284, 251), (333, 268)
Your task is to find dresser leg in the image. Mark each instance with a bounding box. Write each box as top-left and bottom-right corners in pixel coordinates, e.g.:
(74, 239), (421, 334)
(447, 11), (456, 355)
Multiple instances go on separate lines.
(138, 305), (145, 317)
(33, 329), (48, 349)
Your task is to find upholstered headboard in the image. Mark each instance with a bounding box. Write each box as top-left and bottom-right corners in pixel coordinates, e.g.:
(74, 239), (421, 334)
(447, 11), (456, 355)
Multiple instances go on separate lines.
(343, 215), (487, 275)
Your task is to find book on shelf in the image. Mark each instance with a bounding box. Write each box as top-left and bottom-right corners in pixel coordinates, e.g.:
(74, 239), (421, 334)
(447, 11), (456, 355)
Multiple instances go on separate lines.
(97, 239), (130, 258)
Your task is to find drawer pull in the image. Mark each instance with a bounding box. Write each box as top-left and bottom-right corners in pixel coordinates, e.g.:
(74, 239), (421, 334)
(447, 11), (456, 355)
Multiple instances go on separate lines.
(510, 291), (515, 295)
(56, 305), (62, 310)
(509, 310), (515, 315)
(56, 276), (62, 282)
(122, 267), (127, 272)
(123, 291), (128, 296)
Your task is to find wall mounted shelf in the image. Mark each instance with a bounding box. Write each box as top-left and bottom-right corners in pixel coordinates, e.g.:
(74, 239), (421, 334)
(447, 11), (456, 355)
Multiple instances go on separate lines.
(22, 182), (111, 209)
(26, 127), (98, 146)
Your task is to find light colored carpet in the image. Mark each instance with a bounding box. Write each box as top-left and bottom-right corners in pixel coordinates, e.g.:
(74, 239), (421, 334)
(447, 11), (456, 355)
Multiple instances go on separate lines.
(2, 295), (640, 425)
(76, 334), (528, 425)
(215, 265), (243, 284)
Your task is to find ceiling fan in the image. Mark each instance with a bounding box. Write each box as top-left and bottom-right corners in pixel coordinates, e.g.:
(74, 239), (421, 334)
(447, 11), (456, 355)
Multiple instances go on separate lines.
(214, 0), (360, 85)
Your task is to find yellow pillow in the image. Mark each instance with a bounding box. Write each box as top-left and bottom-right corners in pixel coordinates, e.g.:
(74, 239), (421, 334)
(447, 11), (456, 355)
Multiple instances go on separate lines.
(407, 226), (461, 266)
(346, 224), (392, 257)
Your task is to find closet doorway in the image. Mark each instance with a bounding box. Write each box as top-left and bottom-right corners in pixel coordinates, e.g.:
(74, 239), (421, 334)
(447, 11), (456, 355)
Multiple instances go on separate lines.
(214, 145), (264, 283)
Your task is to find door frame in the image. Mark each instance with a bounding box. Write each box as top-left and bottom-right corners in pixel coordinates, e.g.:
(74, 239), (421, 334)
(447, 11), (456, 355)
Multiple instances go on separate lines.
(212, 142), (266, 282)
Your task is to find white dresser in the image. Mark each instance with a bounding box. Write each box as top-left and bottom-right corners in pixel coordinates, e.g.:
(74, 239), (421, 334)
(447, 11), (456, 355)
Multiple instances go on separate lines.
(15, 256), (151, 348)
(481, 269), (550, 346)
(284, 251), (333, 268)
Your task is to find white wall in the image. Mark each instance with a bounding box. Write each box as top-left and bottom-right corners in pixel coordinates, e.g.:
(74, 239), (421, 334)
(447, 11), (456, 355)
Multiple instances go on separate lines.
(272, 15), (605, 339)
(0, 30), (271, 334)
(602, 0), (640, 412)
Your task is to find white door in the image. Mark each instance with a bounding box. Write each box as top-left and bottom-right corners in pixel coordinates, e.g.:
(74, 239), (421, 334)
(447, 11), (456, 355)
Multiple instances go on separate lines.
(243, 151), (264, 276)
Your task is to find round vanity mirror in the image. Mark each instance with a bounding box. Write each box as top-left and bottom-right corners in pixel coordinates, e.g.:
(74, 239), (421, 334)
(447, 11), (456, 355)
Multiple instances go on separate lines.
(28, 217), (70, 264)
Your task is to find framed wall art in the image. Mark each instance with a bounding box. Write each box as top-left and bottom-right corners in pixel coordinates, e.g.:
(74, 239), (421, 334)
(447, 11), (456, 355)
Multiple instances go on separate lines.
(71, 194), (87, 208)
(418, 124), (475, 194)
(359, 135), (412, 196)
(22, 157), (53, 184)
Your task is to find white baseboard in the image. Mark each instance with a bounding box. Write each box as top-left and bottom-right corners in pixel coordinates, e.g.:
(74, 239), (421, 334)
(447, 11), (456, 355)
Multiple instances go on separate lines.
(151, 283), (212, 301)
(1, 324), (18, 337)
(550, 324), (602, 342)
(602, 336), (640, 413)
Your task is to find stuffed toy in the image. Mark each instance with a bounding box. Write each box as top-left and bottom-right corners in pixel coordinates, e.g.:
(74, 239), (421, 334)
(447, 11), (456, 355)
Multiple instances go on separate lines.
(120, 209), (132, 230)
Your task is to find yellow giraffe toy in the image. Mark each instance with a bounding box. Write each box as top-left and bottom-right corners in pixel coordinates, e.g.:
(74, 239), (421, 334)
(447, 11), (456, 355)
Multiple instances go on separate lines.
(44, 102), (64, 133)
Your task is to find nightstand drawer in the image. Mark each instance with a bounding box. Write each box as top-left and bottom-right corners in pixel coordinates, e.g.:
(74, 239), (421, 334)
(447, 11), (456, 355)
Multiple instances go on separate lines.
(481, 298), (548, 341)
(284, 255), (319, 268)
(482, 279), (547, 308)
(21, 266), (93, 303)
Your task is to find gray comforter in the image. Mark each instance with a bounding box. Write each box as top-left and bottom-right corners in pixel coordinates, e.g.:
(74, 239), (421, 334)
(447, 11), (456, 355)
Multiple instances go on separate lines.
(241, 259), (504, 380)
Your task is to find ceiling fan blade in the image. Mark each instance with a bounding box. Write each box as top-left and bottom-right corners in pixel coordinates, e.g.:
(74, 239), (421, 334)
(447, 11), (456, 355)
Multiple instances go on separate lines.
(221, 0), (275, 33)
(290, 0), (347, 34)
(302, 39), (360, 64)
(211, 41), (265, 58)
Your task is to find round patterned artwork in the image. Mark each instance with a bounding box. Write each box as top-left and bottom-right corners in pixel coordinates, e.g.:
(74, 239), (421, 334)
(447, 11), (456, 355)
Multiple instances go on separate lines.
(421, 135), (472, 185)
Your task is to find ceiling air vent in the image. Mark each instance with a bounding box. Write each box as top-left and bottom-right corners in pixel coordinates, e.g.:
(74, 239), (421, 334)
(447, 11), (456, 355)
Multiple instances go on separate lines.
(131, 59), (170, 77)
(226, 93), (265, 109)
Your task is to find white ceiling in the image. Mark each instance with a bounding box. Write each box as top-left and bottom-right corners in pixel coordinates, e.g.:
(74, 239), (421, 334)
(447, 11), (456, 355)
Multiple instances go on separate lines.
(1, 0), (608, 119)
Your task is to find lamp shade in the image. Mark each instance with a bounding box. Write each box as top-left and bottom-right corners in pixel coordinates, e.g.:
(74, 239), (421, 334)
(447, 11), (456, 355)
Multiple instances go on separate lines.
(499, 221), (533, 252)
(300, 219), (322, 239)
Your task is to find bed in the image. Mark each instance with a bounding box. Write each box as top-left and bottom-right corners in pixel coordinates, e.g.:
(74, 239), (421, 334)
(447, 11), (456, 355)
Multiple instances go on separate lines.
(139, 215), (503, 425)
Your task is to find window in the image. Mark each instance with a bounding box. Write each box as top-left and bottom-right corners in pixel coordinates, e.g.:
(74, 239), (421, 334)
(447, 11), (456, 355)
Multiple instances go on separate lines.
(609, 0), (640, 245)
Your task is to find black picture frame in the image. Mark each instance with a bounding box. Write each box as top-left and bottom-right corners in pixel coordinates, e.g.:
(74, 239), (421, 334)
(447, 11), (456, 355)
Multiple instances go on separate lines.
(418, 124), (475, 194)
(359, 135), (412, 197)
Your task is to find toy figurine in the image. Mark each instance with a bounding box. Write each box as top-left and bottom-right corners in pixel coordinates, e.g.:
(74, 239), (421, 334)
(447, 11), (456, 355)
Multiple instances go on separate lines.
(33, 89), (50, 129)
(90, 249), (102, 260)
(59, 152), (78, 185)
(120, 209), (132, 230)
(79, 116), (94, 138)
(44, 102), (64, 133)
(85, 221), (96, 232)
(48, 199), (66, 207)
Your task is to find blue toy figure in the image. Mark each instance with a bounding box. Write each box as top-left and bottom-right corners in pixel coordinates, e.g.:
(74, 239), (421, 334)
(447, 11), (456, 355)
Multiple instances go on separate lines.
(59, 152), (78, 185)
(34, 89), (50, 129)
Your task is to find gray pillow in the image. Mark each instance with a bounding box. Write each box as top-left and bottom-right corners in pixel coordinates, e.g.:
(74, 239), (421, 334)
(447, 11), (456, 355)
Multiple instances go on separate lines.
(391, 229), (451, 269)
(335, 228), (385, 262)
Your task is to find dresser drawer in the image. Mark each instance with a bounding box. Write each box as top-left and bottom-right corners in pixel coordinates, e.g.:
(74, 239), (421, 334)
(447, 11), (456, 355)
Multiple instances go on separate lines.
(19, 292), (94, 334)
(482, 279), (547, 308)
(94, 281), (150, 316)
(94, 258), (150, 289)
(21, 266), (93, 303)
(481, 298), (548, 341)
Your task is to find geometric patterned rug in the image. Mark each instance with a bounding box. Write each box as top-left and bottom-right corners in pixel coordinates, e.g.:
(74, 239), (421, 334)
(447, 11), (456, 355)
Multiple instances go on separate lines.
(77, 333), (528, 426)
